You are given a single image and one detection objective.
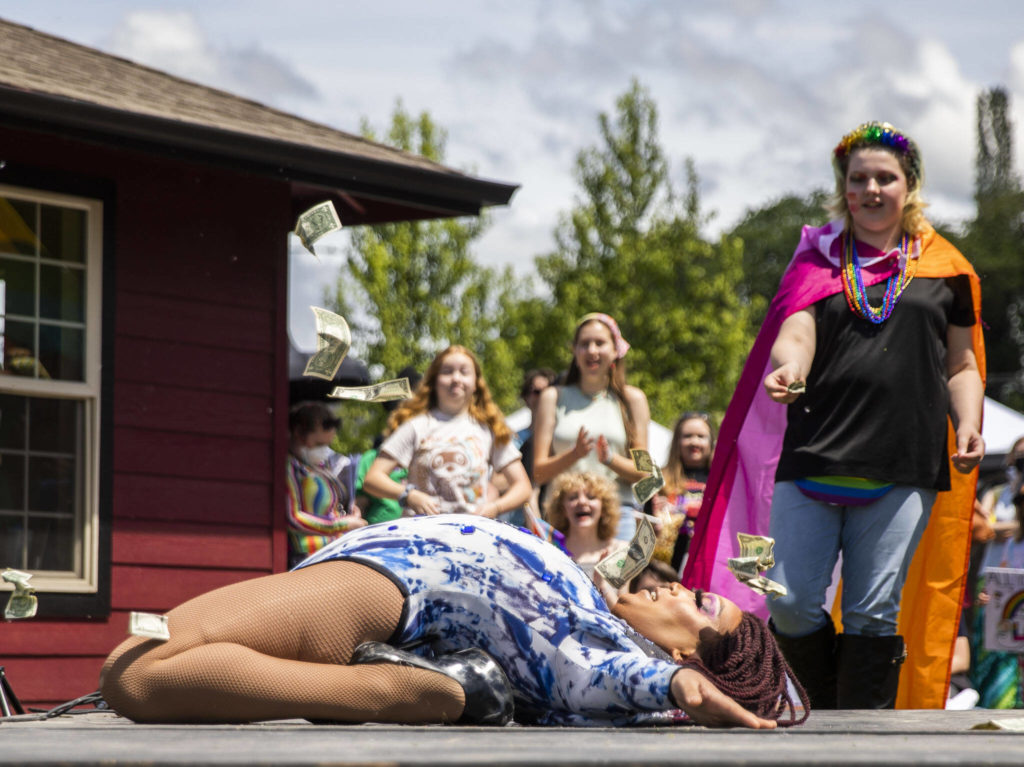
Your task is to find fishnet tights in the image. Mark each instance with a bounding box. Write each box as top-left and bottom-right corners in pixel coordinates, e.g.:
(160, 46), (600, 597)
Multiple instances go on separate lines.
(100, 561), (465, 723)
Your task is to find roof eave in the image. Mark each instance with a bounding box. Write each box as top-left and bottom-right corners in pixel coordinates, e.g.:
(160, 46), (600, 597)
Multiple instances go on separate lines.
(0, 85), (519, 219)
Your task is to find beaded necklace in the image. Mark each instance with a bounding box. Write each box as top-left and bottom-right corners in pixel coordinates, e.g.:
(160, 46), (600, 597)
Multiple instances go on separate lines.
(840, 230), (918, 323)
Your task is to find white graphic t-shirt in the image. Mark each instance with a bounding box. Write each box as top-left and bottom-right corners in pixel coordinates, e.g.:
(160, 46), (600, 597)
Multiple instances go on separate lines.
(380, 410), (521, 513)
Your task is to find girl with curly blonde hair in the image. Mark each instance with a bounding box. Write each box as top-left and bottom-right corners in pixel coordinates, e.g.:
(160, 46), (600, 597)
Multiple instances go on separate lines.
(545, 471), (623, 578)
(364, 346), (530, 518)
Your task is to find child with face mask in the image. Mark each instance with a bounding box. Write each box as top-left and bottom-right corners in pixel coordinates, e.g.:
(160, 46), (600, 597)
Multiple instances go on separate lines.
(287, 401), (366, 567)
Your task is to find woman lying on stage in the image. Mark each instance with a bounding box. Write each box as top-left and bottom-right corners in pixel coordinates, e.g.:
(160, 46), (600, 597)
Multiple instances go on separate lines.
(101, 516), (807, 728)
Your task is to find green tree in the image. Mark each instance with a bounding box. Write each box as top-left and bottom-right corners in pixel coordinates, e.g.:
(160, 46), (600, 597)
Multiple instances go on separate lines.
(962, 87), (1024, 407)
(325, 104), (526, 451)
(728, 190), (829, 331)
(530, 80), (756, 422)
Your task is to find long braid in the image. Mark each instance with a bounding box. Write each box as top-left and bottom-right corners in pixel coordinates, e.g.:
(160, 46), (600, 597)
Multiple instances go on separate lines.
(682, 612), (809, 726)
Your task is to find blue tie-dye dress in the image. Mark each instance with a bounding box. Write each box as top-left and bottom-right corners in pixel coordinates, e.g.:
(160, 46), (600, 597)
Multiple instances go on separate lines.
(295, 515), (683, 726)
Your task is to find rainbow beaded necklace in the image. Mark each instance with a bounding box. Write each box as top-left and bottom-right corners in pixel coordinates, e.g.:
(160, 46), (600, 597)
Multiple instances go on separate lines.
(840, 230), (918, 323)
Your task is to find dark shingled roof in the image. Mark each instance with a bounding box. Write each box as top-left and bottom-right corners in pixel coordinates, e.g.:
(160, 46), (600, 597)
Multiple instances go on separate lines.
(0, 17), (517, 222)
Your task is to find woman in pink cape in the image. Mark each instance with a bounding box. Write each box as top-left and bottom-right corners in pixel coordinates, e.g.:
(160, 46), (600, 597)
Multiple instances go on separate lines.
(683, 122), (985, 711)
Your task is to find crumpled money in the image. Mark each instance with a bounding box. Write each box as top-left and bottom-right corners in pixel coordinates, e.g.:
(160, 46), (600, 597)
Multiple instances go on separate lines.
(294, 200), (343, 257)
(596, 517), (657, 589)
(304, 306), (352, 381)
(727, 533), (787, 598)
(129, 611), (171, 641)
(3, 569), (38, 620)
(629, 449), (665, 506)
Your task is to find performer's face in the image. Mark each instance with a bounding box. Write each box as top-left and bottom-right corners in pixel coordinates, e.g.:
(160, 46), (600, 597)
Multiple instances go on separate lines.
(845, 148), (908, 246)
(611, 583), (742, 661)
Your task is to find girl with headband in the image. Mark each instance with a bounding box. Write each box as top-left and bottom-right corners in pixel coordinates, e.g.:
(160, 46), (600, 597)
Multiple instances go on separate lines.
(532, 313), (652, 542)
(684, 121), (984, 711)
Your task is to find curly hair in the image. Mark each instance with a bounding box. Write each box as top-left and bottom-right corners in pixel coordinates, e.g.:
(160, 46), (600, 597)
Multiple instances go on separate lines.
(681, 611), (809, 726)
(387, 346), (513, 445)
(545, 472), (620, 542)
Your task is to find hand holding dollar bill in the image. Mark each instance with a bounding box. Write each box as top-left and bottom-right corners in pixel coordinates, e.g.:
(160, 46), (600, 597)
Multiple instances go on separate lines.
(3, 568), (38, 620)
(726, 533), (787, 599)
(129, 611), (171, 641)
(294, 200), (343, 257)
(595, 517), (657, 589)
(329, 377), (412, 403)
(303, 307), (352, 381)
(629, 449), (665, 506)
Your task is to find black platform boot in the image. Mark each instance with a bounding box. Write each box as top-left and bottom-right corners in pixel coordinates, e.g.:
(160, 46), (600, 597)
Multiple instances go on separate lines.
(836, 634), (906, 709)
(350, 641), (515, 725)
(770, 613), (837, 710)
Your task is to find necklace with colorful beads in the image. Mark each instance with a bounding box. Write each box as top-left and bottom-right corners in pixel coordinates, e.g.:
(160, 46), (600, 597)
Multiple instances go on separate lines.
(840, 230), (918, 323)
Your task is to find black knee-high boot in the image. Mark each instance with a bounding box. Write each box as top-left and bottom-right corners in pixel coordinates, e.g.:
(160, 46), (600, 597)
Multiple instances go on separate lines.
(769, 614), (837, 710)
(836, 634), (906, 709)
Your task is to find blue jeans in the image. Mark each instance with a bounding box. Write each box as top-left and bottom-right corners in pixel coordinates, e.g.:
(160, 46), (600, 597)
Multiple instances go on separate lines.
(766, 481), (935, 638)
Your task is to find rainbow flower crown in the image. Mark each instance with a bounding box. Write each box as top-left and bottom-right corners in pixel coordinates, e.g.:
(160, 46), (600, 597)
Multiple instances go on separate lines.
(833, 121), (921, 181)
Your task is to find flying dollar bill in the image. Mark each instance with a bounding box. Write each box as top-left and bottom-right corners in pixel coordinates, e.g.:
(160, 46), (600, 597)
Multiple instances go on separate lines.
(2, 568), (38, 620)
(129, 611), (171, 641)
(304, 306), (352, 381)
(629, 449), (665, 506)
(595, 517), (657, 589)
(329, 377), (412, 403)
(294, 200), (343, 257)
(726, 532), (787, 599)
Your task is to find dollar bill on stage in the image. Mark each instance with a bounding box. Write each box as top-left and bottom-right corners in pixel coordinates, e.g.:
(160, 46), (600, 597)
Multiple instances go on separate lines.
(329, 377), (412, 403)
(629, 449), (665, 506)
(303, 306), (352, 381)
(596, 517), (657, 589)
(129, 611), (171, 641)
(2, 568), (38, 620)
(294, 200), (342, 257)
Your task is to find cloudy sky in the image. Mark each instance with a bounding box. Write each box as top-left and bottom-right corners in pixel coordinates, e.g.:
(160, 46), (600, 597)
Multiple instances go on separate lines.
(6, 1), (1024, 349)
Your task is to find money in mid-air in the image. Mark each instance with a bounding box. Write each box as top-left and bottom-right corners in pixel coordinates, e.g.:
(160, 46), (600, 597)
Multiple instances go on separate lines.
(736, 532), (776, 568)
(629, 449), (665, 505)
(294, 200), (343, 257)
(2, 568), (38, 620)
(329, 377), (412, 403)
(786, 380), (807, 395)
(129, 611), (171, 641)
(595, 517), (657, 589)
(726, 532), (786, 598)
(303, 306), (352, 381)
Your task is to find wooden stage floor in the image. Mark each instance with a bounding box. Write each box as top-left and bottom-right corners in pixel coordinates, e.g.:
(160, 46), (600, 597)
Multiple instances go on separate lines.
(3, 709), (1024, 766)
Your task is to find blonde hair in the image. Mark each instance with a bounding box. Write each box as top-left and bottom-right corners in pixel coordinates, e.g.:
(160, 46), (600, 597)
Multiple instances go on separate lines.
(545, 472), (620, 541)
(826, 145), (928, 238)
(388, 345), (513, 445)
(564, 317), (640, 448)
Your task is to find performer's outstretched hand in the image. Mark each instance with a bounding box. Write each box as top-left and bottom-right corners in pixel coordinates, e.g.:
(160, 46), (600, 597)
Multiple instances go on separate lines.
(670, 668), (777, 729)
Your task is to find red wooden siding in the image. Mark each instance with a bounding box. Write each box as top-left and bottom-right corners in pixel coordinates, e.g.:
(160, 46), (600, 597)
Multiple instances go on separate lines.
(0, 125), (292, 708)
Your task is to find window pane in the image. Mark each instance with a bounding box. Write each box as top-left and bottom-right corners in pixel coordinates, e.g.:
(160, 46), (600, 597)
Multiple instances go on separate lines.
(3, 319), (39, 378)
(0, 257), (37, 316)
(27, 514), (73, 571)
(0, 394), (27, 449)
(0, 513), (25, 568)
(29, 456), (76, 514)
(0, 453), (25, 510)
(29, 398), (79, 453)
(38, 324), (83, 382)
(0, 197), (38, 256)
(40, 205), (86, 264)
(40, 264), (84, 323)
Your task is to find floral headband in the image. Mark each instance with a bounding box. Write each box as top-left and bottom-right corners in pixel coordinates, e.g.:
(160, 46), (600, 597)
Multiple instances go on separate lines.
(833, 121), (921, 182)
(577, 312), (630, 359)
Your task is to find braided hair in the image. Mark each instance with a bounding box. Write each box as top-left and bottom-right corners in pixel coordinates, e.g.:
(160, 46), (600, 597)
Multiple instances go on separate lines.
(681, 611), (809, 726)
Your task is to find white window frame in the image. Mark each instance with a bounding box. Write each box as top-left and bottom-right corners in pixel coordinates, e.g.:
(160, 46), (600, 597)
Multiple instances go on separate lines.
(0, 183), (102, 594)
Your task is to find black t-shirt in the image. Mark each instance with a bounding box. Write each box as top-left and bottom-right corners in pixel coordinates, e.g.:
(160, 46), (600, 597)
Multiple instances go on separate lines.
(775, 275), (974, 491)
